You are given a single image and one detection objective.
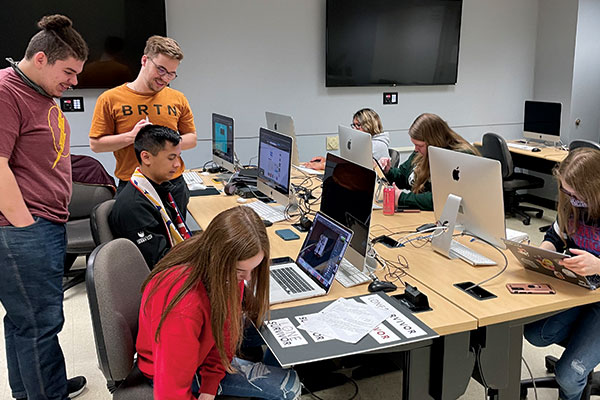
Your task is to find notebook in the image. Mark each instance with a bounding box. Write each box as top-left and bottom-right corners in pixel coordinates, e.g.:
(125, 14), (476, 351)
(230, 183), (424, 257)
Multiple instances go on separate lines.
(269, 212), (353, 304)
(503, 239), (600, 290)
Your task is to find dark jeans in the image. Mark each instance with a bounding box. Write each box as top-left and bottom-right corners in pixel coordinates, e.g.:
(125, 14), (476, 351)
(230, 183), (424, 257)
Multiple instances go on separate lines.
(0, 217), (68, 400)
(117, 174), (190, 219)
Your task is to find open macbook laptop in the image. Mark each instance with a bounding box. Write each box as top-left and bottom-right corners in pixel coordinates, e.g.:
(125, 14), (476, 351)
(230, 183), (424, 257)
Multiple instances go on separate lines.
(269, 212), (353, 305)
(503, 239), (600, 290)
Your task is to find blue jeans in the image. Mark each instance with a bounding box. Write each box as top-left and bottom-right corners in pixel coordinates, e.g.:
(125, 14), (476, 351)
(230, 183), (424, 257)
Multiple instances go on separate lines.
(524, 303), (600, 400)
(193, 358), (301, 400)
(0, 218), (68, 400)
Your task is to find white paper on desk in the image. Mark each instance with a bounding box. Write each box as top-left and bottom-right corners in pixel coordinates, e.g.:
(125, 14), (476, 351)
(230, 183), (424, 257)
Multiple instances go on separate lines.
(295, 314), (334, 343)
(361, 294), (427, 339)
(265, 318), (308, 348)
(297, 298), (392, 344)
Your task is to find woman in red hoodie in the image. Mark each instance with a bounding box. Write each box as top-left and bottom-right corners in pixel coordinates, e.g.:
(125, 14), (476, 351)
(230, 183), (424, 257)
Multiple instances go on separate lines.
(136, 206), (301, 399)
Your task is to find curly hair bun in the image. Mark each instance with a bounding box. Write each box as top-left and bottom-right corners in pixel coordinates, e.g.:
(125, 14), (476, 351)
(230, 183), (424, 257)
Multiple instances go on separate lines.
(38, 14), (73, 31)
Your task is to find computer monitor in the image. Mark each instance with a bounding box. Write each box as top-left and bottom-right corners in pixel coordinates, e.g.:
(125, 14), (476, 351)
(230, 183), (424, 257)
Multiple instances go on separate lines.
(257, 127), (293, 206)
(429, 146), (506, 258)
(265, 111), (300, 166)
(338, 125), (374, 170)
(211, 113), (235, 172)
(523, 100), (562, 144)
(320, 153), (376, 271)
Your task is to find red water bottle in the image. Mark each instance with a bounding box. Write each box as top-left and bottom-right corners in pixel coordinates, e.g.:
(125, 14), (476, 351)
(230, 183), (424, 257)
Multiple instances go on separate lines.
(383, 186), (395, 215)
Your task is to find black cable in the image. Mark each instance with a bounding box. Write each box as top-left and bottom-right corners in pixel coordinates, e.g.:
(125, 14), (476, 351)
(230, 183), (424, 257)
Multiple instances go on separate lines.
(459, 232), (509, 291)
(301, 374), (359, 400)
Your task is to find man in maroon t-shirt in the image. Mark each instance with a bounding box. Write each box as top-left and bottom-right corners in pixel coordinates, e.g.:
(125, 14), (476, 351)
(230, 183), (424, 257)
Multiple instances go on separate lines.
(0, 15), (89, 400)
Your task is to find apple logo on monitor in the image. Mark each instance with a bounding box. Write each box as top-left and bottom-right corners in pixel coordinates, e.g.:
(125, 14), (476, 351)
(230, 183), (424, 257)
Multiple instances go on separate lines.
(452, 167), (460, 181)
(347, 139), (352, 150)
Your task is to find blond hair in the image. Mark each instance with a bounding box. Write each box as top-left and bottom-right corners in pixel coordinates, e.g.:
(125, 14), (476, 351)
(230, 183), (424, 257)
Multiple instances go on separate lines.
(141, 207), (270, 372)
(409, 113), (479, 193)
(353, 108), (383, 136)
(144, 35), (184, 61)
(554, 148), (600, 239)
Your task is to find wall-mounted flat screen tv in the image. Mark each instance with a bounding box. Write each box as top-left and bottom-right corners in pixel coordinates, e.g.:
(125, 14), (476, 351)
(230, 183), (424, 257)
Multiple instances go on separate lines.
(326, 0), (463, 87)
(1, 0), (166, 89)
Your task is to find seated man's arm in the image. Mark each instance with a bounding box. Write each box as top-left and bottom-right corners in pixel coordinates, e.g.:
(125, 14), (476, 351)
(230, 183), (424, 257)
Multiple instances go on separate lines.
(109, 201), (171, 268)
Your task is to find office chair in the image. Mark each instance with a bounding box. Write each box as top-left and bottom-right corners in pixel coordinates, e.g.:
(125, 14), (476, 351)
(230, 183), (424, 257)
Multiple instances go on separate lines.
(520, 347), (600, 399)
(388, 148), (401, 169)
(90, 199), (116, 246)
(64, 182), (115, 290)
(569, 139), (600, 151)
(481, 133), (545, 225)
(87, 239), (249, 400)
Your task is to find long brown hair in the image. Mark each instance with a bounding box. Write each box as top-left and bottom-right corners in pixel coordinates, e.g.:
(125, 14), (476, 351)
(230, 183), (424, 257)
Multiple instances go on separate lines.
(554, 148), (600, 240)
(409, 113), (479, 193)
(141, 206), (270, 371)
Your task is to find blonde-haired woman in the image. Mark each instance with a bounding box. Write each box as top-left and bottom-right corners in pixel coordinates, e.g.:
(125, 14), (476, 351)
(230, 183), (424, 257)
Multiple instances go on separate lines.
(304, 108), (389, 169)
(524, 147), (600, 400)
(136, 206), (301, 400)
(379, 113), (478, 211)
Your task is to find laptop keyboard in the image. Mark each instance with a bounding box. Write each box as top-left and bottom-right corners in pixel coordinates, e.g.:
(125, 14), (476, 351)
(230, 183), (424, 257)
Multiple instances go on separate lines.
(335, 258), (371, 288)
(271, 266), (313, 294)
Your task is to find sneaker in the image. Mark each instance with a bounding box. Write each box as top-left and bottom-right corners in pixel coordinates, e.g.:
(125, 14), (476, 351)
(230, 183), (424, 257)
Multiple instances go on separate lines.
(15, 376), (86, 400)
(67, 376), (87, 399)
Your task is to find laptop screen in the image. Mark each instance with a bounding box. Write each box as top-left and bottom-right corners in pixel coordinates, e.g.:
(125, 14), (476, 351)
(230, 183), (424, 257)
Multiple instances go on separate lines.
(296, 212), (353, 291)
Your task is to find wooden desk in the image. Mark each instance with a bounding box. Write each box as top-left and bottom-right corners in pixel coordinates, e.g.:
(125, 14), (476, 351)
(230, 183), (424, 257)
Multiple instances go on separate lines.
(187, 175), (479, 399)
(474, 140), (568, 174)
(371, 210), (600, 399)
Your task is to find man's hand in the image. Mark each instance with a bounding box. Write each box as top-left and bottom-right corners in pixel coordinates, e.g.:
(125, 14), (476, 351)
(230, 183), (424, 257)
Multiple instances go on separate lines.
(560, 248), (600, 276)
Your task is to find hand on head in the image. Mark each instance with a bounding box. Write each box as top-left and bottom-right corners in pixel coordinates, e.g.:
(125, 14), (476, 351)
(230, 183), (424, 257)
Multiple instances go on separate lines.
(132, 118), (153, 136)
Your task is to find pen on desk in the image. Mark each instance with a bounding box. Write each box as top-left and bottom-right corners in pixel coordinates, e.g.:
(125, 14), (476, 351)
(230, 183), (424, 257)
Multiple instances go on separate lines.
(396, 209), (420, 213)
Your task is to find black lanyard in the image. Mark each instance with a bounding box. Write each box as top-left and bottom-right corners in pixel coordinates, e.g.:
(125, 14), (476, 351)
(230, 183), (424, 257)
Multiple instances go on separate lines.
(5, 57), (53, 98)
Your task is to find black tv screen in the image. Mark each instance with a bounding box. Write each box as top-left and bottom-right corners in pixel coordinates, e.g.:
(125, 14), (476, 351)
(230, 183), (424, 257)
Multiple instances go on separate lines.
(1, 0), (166, 89)
(326, 0), (463, 87)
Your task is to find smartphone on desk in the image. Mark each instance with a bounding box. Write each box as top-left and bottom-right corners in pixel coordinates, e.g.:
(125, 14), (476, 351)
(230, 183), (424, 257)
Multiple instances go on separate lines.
(506, 283), (555, 294)
(275, 229), (300, 241)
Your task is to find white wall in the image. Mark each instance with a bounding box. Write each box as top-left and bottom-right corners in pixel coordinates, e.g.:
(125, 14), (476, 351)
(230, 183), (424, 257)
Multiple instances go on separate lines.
(66, 0), (540, 174)
(569, 0), (600, 143)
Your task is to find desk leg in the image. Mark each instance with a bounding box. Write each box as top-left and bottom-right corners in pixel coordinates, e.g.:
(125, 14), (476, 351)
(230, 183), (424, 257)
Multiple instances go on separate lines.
(404, 332), (474, 400)
(475, 323), (524, 400)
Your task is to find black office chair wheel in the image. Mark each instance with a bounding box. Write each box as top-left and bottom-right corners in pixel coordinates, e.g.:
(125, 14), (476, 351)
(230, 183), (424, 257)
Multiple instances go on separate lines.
(535, 210), (544, 218)
(545, 355), (558, 373)
(520, 385), (529, 399)
(522, 217), (531, 226)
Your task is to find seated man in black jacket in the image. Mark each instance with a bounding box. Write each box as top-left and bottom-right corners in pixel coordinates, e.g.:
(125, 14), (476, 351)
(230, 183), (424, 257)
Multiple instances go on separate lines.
(109, 124), (191, 268)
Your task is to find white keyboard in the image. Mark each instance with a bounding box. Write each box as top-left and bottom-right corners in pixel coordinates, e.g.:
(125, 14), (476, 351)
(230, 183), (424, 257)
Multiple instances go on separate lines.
(507, 142), (536, 151)
(450, 240), (496, 266)
(293, 164), (324, 175)
(242, 201), (287, 223)
(183, 171), (205, 185)
(335, 258), (371, 288)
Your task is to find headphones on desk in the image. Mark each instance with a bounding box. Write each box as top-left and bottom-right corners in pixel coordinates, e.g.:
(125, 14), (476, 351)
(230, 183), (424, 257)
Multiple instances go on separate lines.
(223, 182), (239, 196)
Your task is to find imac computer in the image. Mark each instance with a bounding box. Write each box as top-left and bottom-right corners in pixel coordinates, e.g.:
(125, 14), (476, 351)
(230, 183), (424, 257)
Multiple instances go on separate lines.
(257, 127), (294, 206)
(338, 125), (374, 170)
(320, 153), (377, 272)
(212, 113), (235, 172)
(523, 100), (562, 144)
(429, 146), (506, 265)
(265, 111), (300, 166)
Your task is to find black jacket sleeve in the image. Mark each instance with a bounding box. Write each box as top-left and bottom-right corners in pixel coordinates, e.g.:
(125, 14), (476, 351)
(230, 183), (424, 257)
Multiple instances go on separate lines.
(108, 198), (171, 269)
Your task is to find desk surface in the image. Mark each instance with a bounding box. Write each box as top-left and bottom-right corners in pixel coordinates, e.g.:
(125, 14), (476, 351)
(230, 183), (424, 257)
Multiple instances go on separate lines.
(474, 140), (568, 163)
(371, 211), (600, 327)
(186, 174), (477, 336)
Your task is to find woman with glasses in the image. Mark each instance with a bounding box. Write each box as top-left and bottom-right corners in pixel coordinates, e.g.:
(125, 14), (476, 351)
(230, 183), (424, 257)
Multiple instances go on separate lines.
(303, 108), (388, 170)
(379, 113), (478, 211)
(524, 147), (600, 400)
(136, 206), (301, 400)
